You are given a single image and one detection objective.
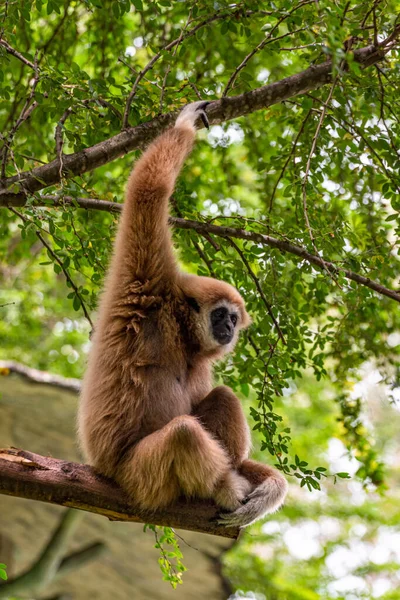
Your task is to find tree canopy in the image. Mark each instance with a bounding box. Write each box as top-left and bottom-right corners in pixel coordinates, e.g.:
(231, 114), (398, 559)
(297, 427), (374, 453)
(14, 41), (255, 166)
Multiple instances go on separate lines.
(1, 0), (400, 597)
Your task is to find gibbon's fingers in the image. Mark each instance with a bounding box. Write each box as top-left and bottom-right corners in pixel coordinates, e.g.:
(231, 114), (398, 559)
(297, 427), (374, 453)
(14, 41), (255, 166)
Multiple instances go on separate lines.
(216, 473), (288, 528)
(175, 100), (210, 130)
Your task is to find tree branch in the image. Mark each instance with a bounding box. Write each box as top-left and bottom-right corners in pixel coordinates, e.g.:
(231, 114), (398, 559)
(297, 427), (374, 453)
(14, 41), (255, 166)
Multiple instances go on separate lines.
(5, 196), (399, 305)
(0, 38), (37, 70)
(0, 359), (81, 392)
(0, 509), (83, 599)
(0, 448), (239, 539)
(0, 507), (106, 598)
(0, 42), (391, 206)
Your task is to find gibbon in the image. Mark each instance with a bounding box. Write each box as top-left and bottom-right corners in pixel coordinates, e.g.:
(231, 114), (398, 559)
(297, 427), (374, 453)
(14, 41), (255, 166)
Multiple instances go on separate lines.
(78, 101), (288, 527)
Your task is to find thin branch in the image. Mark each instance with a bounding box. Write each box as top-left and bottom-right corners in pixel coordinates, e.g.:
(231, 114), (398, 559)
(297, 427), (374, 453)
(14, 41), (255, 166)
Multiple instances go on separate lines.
(0, 40), (391, 205)
(226, 237), (287, 345)
(0, 359), (81, 392)
(300, 0), (352, 250)
(301, 77), (339, 246)
(269, 109), (312, 213)
(122, 8), (241, 128)
(122, 7), (275, 127)
(159, 6), (194, 115)
(222, 0), (314, 97)
(1, 50), (40, 179)
(0, 448), (239, 539)
(8, 207), (94, 329)
(223, 26), (309, 97)
(0, 38), (37, 70)
(5, 195), (400, 305)
(55, 107), (74, 180)
(303, 92), (400, 194)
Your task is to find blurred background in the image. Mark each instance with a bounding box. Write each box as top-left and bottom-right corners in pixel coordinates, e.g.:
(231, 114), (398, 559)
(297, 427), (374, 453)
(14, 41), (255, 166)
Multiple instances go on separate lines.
(1, 0), (400, 598)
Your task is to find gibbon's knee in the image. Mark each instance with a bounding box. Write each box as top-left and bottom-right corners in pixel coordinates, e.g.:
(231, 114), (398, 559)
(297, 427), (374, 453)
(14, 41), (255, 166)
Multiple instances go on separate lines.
(193, 386), (251, 467)
(116, 415), (231, 510)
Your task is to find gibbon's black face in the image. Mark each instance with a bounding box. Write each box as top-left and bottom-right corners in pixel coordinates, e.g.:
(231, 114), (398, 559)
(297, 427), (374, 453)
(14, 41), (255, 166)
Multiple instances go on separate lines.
(210, 305), (238, 345)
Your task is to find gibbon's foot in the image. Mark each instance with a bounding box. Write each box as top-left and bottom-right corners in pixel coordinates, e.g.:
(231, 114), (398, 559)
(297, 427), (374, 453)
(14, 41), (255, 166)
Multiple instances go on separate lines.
(216, 475), (288, 528)
(175, 100), (210, 131)
(213, 470), (253, 511)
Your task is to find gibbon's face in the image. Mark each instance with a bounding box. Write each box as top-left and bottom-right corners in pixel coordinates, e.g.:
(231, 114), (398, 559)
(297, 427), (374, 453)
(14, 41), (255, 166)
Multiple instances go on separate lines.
(210, 303), (238, 346)
(193, 298), (248, 356)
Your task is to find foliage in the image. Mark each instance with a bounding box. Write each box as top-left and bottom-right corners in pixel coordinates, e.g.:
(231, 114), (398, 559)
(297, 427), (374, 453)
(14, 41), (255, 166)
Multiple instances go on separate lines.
(1, 0), (400, 596)
(0, 564), (7, 581)
(144, 525), (186, 588)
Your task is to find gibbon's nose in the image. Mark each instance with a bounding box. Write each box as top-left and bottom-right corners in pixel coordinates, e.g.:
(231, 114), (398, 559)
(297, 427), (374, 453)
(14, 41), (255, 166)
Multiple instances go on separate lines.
(213, 322), (234, 345)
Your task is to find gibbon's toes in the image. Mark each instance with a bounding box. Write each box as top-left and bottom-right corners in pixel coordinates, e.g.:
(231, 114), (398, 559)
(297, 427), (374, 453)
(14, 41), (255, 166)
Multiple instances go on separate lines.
(213, 470), (252, 511)
(175, 100), (211, 130)
(216, 478), (288, 528)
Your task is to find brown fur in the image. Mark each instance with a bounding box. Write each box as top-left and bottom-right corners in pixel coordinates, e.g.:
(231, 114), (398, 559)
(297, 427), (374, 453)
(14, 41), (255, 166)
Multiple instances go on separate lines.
(78, 102), (287, 527)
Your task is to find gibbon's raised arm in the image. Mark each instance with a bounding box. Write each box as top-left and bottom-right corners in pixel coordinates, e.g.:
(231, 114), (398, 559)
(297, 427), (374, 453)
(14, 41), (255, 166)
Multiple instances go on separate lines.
(112, 102), (209, 294)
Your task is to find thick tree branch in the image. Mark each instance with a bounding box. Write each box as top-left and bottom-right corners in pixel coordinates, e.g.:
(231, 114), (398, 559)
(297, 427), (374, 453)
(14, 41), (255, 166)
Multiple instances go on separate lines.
(0, 42), (391, 206)
(0, 448), (239, 539)
(5, 196), (399, 305)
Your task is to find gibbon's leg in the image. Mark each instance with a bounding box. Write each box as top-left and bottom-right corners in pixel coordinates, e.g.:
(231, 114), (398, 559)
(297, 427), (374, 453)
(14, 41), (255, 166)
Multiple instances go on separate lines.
(217, 459), (289, 528)
(192, 385), (251, 467)
(115, 414), (231, 510)
(193, 386), (288, 524)
(192, 386), (253, 510)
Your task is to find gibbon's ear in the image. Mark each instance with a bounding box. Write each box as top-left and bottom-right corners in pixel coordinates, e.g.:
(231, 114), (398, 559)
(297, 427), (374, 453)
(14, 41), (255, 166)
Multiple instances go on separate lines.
(240, 309), (252, 330)
(186, 296), (201, 313)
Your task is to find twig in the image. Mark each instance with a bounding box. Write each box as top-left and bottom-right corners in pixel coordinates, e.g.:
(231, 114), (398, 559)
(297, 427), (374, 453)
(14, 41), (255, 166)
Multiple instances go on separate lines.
(222, 0), (315, 97)
(8, 207), (93, 329)
(301, 78), (338, 247)
(375, 67), (400, 158)
(304, 92), (400, 194)
(6, 196), (400, 305)
(222, 27), (309, 97)
(299, 0), (353, 284)
(122, 9), (237, 128)
(55, 107), (74, 180)
(1, 50), (40, 179)
(159, 7), (194, 115)
(269, 109), (312, 213)
(0, 38), (37, 70)
(226, 237), (286, 344)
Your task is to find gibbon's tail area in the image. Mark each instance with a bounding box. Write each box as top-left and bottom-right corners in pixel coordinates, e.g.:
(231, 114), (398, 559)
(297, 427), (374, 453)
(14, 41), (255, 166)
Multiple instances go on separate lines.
(79, 101), (288, 530)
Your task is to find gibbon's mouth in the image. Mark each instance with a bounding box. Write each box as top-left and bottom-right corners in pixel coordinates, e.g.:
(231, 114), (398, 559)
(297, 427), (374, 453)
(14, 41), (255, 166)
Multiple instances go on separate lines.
(213, 331), (234, 345)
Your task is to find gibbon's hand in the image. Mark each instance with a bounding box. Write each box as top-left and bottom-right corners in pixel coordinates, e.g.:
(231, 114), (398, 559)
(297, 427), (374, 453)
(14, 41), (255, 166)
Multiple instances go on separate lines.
(175, 100), (210, 131)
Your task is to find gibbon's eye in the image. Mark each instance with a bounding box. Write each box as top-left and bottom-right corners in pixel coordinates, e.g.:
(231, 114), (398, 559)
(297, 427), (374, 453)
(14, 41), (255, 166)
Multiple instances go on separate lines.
(230, 314), (238, 326)
(212, 307), (228, 323)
